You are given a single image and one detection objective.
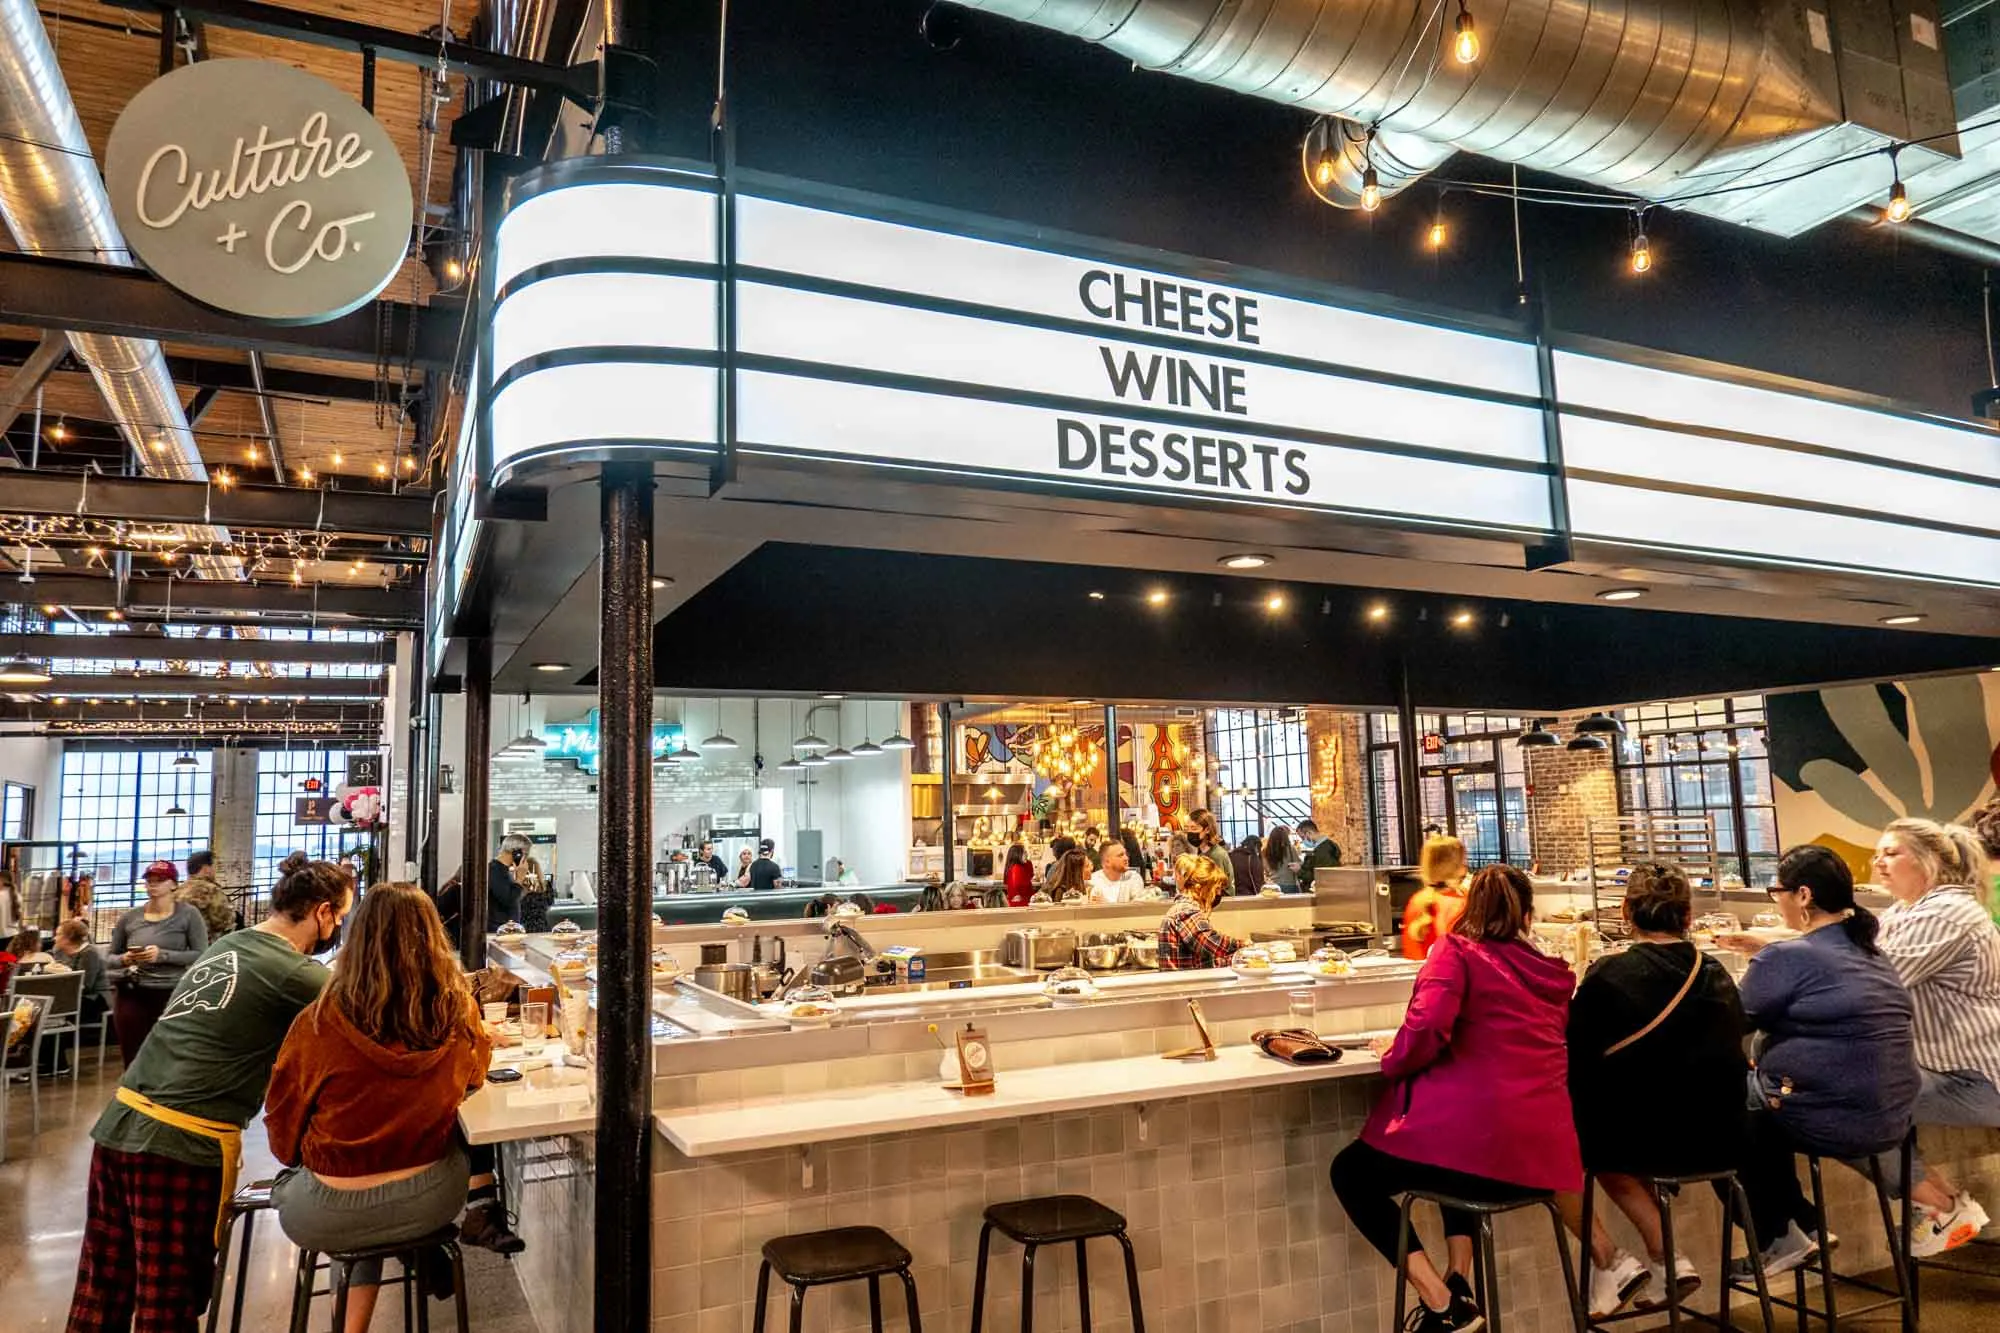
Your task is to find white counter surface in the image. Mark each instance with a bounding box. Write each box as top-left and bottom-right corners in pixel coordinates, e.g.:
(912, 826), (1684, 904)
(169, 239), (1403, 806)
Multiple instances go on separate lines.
(655, 1040), (1383, 1157)
(459, 1080), (596, 1145)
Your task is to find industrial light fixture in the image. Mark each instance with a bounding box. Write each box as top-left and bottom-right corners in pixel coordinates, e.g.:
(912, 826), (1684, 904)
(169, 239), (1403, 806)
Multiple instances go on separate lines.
(799, 753), (831, 768)
(825, 746), (854, 761)
(880, 703), (915, 751)
(172, 750), (197, 768)
(668, 736), (701, 764)
(165, 799), (188, 816)
(700, 699), (740, 750)
(500, 694), (547, 756)
(1597, 588), (1646, 602)
(793, 726), (830, 752)
(0, 654), (52, 685)
(1452, 0), (1479, 63)
(1879, 613), (1925, 626)
(776, 756), (805, 773)
(1566, 733), (1609, 752)
(1219, 553), (1272, 570)
(1517, 719), (1559, 748)
(533, 662), (570, 672)
(1573, 712), (1625, 736)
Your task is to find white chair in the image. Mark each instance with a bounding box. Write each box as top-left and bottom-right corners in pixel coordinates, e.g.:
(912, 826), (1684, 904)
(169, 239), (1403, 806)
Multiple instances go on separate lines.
(13, 970), (84, 1080)
(0, 992), (49, 1163)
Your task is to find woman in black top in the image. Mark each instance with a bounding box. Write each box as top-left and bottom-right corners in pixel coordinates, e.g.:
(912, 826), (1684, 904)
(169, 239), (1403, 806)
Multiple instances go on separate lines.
(1561, 863), (1749, 1316)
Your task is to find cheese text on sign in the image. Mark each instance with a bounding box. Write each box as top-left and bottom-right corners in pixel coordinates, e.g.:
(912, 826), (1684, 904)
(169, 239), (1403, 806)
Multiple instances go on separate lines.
(1076, 270), (1261, 344)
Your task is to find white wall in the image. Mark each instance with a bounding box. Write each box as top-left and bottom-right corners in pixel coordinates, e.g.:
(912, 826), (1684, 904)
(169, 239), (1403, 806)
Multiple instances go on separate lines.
(0, 731), (62, 840)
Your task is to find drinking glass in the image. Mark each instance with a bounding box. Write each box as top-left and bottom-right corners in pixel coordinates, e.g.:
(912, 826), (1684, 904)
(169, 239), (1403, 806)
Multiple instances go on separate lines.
(521, 1001), (550, 1039)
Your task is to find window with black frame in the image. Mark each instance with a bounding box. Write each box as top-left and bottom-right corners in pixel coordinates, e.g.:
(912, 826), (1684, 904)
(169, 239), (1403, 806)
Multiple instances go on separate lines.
(56, 749), (214, 910)
(1364, 711), (1528, 867)
(1613, 697), (1775, 887)
(1, 782), (31, 840)
(1204, 708), (1313, 848)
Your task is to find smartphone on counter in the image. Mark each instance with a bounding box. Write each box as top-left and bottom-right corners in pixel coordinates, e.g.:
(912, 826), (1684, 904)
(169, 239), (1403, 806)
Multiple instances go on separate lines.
(486, 1068), (523, 1084)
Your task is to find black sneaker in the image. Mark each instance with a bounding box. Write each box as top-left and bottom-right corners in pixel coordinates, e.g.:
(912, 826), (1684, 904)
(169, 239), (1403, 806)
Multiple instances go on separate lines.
(1404, 1288), (1486, 1333)
(420, 1246), (457, 1302)
(459, 1201), (526, 1256)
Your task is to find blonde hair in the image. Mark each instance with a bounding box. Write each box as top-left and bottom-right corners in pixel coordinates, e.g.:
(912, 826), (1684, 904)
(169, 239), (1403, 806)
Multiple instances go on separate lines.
(1419, 835), (1468, 888)
(1174, 852), (1230, 908)
(1884, 818), (1992, 902)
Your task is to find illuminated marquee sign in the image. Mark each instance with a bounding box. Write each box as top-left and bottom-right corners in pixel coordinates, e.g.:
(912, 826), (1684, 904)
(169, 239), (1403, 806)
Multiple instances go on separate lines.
(541, 711), (685, 774)
(481, 164), (2000, 589)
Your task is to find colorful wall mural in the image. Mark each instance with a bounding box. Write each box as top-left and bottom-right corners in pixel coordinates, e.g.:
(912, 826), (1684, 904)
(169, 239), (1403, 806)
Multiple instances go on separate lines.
(1769, 671), (2000, 880)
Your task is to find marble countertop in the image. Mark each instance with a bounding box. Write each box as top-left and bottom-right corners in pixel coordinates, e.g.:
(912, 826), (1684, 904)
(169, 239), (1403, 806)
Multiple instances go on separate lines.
(654, 1039), (1384, 1157)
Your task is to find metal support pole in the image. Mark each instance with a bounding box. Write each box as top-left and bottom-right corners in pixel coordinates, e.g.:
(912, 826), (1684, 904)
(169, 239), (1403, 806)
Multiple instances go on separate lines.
(420, 690), (441, 892)
(1103, 704), (1120, 840)
(940, 702), (957, 883)
(458, 637), (491, 970)
(595, 462), (654, 1333)
(1394, 657), (1423, 865)
(403, 644), (426, 871)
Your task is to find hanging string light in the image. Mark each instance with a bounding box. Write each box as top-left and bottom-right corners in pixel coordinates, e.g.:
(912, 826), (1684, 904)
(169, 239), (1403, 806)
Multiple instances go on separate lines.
(1629, 210), (1653, 274)
(1360, 128), (1382, 213)
(1428, 191), (1447, 249)
(1885, 148), (1912, 223)
(1453, 0), (1479, 64)
(1312, 142), (1337, 189)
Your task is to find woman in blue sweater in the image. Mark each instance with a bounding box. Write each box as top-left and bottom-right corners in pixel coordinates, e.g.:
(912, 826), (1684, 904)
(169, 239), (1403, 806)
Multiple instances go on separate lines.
(1718, 846), (1920, 1277)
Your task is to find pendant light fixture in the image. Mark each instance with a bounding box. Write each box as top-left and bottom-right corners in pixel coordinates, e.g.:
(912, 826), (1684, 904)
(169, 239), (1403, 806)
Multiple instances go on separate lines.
(667, 699), (701, 764)
(823, 706), (853, 762)
(1565, 733), (1609, 752)
(0, 616), (51, 685)
(880, 702), (915, 751)
(500, 694), (548, 760)
(1573, 712), (1625, 737)
(851, 701), (884, 757)
(700, 699), (739, 750)
(776, 703), (806, 771)
(165, 753), (187, 816)
(1516, 719), (1559, 748)
(792, 704), (830, 752)
(800, 752), (831, 768)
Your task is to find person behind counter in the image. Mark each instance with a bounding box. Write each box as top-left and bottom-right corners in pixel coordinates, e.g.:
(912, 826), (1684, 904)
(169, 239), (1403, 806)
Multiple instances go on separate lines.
(1263, 825), (1301, 892)
(1089, 839), (1146, 903)
(265, 883), (492, 1333)
(1190, 809), (1233, 882)
(487, 833), (528, 929)
(1003, 843), (1036, 907)
(1297, 819), (1342, 888)
(1049, 849), (1092, 903)
(1158, 853), (1241, 969)
(1228, 835), (1262, 897)
(747, 840), (784, 892)
(1403, 835), (1471, 961)
(734, 847), (755, 888)
(1717, 846), (1919, 1278)
(1561, 862), (1749, 1316)
(1864, 818), (2000, 1254)
(1330, 864), (1581, 1333)
(698, 840), (728, 881)
(1042, 835), (1078, 889)
(109, 861), (211, 1066)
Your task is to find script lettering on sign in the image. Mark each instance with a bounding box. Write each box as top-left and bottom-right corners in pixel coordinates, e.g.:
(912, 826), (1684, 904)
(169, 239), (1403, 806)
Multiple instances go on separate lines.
(107, 60), (414, 323)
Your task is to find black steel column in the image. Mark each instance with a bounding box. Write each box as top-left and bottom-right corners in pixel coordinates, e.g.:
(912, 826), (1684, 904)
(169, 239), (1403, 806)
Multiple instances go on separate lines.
(1103, 704), (1120, 840)
(420, 691), (442, 892)
(939, 703), (957, 883)
(404, 639), (427, 871)
(1394, 656), (1424, 865)
(595, 462), (654, 1333)
(459, 638), (492, 970)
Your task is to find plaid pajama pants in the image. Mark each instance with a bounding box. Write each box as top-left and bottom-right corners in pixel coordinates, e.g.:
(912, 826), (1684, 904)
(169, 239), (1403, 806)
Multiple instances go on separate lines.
(67, 1143), (224, 1333)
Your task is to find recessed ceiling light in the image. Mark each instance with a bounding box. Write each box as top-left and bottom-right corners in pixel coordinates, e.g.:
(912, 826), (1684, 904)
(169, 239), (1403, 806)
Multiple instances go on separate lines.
(1597, 588), (1646, 602)
(1265, 593), (1286, 612)
(820, 693), (845, 700)
(1451, 611), (1475, 628)
(1879, 613), (1925, 626)
(1087, 590), (1106, 601)
(533, 662), (570, 672)
(1146, 589), (1169, 606)
(1220, 553), (1272, 570)
(1367, 603), (1389, 622)
(650, 576), (674, 591)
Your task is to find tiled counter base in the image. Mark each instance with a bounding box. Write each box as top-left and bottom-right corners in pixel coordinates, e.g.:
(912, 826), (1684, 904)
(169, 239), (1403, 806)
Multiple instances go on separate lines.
(507, 1132), (598, 1333)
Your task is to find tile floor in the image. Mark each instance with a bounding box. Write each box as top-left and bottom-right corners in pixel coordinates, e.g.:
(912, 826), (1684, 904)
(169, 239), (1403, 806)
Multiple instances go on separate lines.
(0, 1052), (539, 1332)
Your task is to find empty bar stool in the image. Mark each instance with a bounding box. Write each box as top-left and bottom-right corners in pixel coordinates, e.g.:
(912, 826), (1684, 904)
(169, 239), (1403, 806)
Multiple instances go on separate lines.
(753, 1225), (921, 1332)
(1392, 1188), (1588, 1333)
(205, 1180), (276, 1333)
(286, 1223), (469, 1333)
(1727, 1137), (1917, 1333)
(1576, 1168), (1776, 1333)
(970, 1193), (1144, 1333)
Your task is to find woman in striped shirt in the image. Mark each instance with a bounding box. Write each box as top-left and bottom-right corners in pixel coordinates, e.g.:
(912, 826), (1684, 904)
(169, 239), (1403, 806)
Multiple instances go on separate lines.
(1872, 817), (2000, 1256)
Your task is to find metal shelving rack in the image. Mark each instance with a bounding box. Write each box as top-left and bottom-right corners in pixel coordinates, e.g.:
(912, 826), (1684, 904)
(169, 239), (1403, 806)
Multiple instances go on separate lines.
(1586, 814), (1724, 936)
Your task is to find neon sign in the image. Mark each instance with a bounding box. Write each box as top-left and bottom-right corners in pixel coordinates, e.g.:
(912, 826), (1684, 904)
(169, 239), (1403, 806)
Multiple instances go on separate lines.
(541, 710), (684, 773)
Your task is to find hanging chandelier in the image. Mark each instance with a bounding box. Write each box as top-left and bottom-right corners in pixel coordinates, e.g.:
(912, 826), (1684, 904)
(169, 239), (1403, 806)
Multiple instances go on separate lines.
(1031, 719), (1102, 791)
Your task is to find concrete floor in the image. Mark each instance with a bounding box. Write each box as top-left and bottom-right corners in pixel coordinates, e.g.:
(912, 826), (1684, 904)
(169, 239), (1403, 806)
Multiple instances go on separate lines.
(0, 1050), (539, 1332)
(3, 1047), (1996, 1331)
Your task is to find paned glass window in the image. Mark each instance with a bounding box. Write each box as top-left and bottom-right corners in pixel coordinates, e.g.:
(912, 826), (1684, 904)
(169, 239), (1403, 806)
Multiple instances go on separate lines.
(57, 749), (213, 910)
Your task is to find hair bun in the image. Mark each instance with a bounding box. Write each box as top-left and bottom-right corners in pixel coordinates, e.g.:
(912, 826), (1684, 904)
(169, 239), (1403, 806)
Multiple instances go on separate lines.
(278, 851), (309, 876)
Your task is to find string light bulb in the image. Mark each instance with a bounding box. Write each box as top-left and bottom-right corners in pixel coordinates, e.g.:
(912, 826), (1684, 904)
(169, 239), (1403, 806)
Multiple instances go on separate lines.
(1360, 165), (1381, 213)
(1428, 218), (1446, 249)
(1629, 213), (1653, 274)
(1453, 1), (1479, 64)
(374, 461), (388, 477)
(1886, 173), (1912, 223)
(49, 417), (67, 442)
(1312, 146), (1337, 189)
(215, 469), (235, 490)
(330, 450), (344, 467)
(298, 466), (314, 484)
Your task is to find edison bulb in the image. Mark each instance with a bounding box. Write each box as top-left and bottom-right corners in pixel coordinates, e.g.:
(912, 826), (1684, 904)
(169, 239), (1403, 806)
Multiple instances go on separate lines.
(1630, 235), (1652, 274)
(1886, 180), (1911, 223)
(1360, 166), (1382, 213)
(1453, 11), (1479, 64)
(1312, 149), (1337, 189)
(1428, 220), (1447, 249)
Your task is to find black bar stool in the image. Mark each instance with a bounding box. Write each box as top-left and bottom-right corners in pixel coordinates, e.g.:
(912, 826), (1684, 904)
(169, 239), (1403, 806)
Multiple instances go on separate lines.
(969, 1193), (1144, 1333)
(204, 1179), (276, 1333)
(286, 1223), (469, 1333)
(1391, 1188), (1588, 1333)
(1725, 1134), (1917, 1333)
(1576, 1168), (1776, 1332)
(752, 1225), (921, 1332)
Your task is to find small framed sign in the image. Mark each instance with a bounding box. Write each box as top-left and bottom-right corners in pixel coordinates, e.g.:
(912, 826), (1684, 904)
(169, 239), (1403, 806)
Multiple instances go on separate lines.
(955, 1024), (995, 1096)
(1420, 732), (1446, 756)
(345, 753), (383, 787)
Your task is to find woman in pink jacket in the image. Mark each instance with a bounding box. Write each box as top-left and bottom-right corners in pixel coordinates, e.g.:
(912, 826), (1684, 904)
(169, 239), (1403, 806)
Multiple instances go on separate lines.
(1330, 864), (1583, 1333)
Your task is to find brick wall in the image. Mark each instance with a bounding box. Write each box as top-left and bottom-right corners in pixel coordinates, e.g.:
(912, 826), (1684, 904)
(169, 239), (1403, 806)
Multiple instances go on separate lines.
(1523, 744), (1618, 875)
(1304, 708), (1369, 863)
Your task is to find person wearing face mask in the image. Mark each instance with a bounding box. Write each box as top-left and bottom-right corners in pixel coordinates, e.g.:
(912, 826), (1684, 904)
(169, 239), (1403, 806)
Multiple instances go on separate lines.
(1296, 819), (1342, 888)
(67, 853), (355, 1332)
(488, 833), (529, 929)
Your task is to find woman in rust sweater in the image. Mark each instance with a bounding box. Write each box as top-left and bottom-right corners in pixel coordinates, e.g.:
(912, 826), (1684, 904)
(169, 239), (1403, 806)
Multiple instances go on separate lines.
(266, 883), (491, 1333)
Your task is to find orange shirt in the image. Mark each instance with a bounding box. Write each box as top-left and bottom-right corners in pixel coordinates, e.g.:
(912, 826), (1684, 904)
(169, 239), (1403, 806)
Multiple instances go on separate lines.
(1402, 884), (1468, 960)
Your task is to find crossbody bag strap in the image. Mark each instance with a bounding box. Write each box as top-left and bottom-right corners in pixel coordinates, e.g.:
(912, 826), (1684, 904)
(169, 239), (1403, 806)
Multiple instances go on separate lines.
(1604, 952), (1703, 1057)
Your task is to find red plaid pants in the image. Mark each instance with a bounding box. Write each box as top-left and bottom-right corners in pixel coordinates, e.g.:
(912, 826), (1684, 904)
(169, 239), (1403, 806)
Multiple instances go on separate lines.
(67, 1143), (223, 1333)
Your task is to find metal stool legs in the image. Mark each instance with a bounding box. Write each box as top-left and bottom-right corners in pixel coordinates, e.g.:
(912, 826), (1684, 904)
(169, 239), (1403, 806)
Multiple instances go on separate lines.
(1578, 1171), (1776, 1333)
(967, 1216), (1141, 1333)
(1392, 1193), (1585, 1333)
(204, 1202), (261, 1333)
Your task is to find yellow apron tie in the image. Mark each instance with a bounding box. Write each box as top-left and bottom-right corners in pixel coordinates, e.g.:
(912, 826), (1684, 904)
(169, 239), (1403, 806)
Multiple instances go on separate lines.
(115, 1086), (242, 1246)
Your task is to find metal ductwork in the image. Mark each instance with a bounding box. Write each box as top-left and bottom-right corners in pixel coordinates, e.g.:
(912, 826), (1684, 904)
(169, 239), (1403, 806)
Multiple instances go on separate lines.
(0, 0), (237, 578)
(948, 0), (2000, 244)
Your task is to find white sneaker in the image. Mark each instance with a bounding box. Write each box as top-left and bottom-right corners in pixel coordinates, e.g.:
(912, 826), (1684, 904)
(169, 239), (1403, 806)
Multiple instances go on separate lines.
(1728, 1222), (1817, 1281)
(1588, 1251), (1650, 1318)
(1910, 1194), (1991, 1258)
(1636, 1254), (1700, 1309)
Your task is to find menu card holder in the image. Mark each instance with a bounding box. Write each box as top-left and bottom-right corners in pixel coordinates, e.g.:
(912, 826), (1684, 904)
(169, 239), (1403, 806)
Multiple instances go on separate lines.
(1163, 998), (1219, 1062)
(955, 1024), (996, 1096)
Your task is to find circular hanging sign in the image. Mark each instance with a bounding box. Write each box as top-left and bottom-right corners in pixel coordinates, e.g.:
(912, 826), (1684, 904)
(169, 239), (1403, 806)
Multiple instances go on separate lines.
(105, 59), (416, 324)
